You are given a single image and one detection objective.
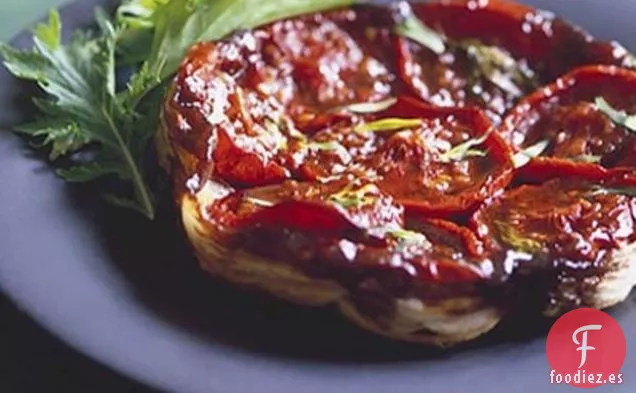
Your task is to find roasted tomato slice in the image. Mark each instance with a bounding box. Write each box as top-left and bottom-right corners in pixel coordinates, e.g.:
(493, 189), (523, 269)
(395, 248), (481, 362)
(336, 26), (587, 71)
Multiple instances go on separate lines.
(236, 180), (403, 242)
(163, 7), (406, 188)
(173, 89), (514, 218)
(471, 166), (636, 280)
(415, 0), (633, 78)
(396, 0), (632, 122)
(366, 97), (514, 218)
(194, 175), (490, 284)
(500, 65), (636, 179)
(281, 96), (514, 218)
(238, 204), (489, 284)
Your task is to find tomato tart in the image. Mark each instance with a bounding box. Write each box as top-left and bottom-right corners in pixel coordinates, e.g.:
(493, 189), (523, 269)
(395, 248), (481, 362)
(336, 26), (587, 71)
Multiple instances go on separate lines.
(159, 0), (636, 345)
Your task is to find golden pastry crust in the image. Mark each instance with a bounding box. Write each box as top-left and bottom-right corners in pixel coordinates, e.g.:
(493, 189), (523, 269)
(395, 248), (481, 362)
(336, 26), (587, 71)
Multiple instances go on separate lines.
(179, 184), (504, 345)
(172, 172), (636, 345)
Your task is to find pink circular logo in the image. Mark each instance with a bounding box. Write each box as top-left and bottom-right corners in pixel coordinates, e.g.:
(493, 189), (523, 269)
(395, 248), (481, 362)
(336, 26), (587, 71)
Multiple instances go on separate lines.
(546, 308), (626, 388)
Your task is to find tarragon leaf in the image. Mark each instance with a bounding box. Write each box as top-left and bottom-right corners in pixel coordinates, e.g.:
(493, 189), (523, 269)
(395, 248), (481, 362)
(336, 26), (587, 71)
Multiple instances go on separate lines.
(438, 131), (492, 163)
(590, 186), (636, 198)
(512, 139), (549, 168)
(389, 228), (430, 247)
(595, 97), (636, 132)
(572, 154), (602, 164)
(335, 97), (397, 114)
(329, 183), (380, 209)
(245, 196), (276, 208)
(393, 1), (445, 55)
(309, 141), (352, 163)
(354, 118), (422, 133)
(264, 116), (352, 163)
(364, 226), (430, 253)
(495, 221), (543, 254)
(462, 41), (537, 97)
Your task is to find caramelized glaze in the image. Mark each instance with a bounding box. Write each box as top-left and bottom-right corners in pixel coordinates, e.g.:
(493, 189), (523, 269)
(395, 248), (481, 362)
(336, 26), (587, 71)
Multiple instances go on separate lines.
(163, 0), (636, 305)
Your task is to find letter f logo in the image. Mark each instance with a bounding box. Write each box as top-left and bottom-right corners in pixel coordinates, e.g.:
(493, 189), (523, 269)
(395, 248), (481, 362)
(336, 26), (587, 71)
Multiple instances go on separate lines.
(572, 324), (602, 368)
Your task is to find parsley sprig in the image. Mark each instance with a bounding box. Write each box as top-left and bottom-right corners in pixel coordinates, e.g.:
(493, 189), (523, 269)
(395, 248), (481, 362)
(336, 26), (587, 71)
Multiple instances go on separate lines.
(2, 10), (159, 217)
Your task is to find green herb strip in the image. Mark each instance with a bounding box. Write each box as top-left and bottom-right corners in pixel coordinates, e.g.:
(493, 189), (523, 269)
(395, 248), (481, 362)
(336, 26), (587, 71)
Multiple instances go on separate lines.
(462, 42), (536, 97)
(571, 154), (602, 164)
(354, 117), (422, 134)
(495, 221), (543, 254)
(438, 130), (492, 163)
(335, 97), (397, 114)
(245, 196), (276, 207)
(394, 4), (446, 55)
(590, 186), (636, 198)
(308, 141), (352, 163)
(512, 139), (549, 168)
(595, 97), (636, 133)
(328, 183), (380, 209)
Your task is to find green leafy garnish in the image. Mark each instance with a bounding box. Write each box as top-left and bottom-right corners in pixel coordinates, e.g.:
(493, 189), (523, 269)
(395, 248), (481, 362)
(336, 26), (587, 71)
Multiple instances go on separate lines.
(262, 118), (289, 151)
(354, 118), (422, 133)
(386, 228), (431, 253)
(590, 186), (636, 198)
(462, 41), (536, 97)
(390, 228), (429, 244)
(438, 131), (491, 163)
(394, 2), (445, 55)
(1, 0), (356, 219)
(512, 139), (549, 168)
(329, 183), (379, 209)
(264, 116), (352, 163)
(335, 97), (397, 114)
(595, 97), (636, 132)
(245, 196), (276, 207)
(392, 1), (534, 98)
(572, 154), (602, 164)
(308, 141), (352, 163)
(1, 10), (158, 217)
(624, 52), (636, 69)
(495, 221), (543, 254)
(144, 0), (357, 82)
(115, 0), (169, 65)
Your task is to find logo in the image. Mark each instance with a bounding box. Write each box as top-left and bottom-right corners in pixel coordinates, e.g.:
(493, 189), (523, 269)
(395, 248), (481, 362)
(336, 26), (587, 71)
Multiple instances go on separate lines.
(546, 308), (626, 388)
(572, 324), (602, 368)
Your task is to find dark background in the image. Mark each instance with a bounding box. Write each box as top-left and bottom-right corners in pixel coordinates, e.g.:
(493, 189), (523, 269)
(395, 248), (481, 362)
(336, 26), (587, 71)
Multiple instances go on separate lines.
(0, 295), (156, 392)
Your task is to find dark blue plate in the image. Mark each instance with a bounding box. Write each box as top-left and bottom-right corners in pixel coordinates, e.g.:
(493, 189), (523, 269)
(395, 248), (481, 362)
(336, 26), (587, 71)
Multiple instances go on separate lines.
(0, 1), (634, 392)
